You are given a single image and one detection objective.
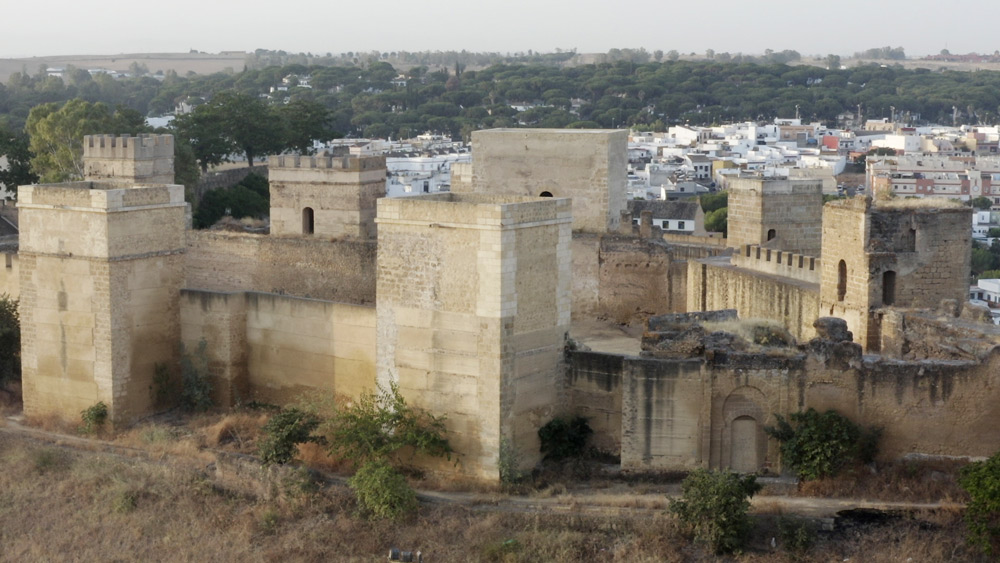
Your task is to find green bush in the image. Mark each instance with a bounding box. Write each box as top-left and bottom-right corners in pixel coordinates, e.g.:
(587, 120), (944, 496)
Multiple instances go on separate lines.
(193, 183), (268, 228)
(0, 293), (19, 385)
(348, 459), (418, 520)
(669, 469), (761, 554)
(538, 415), (593, 461)
(180, 339), (213, 412)
(258, 407), (325, 466)
(80, 401), (109, 434)
(765, 408), (880, 480)
(328, 382), (451, 465)
(959, 450), (1000, 555)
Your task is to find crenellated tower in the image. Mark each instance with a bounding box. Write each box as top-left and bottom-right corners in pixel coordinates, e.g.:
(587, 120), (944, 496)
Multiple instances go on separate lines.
(83, 134), (175, 185)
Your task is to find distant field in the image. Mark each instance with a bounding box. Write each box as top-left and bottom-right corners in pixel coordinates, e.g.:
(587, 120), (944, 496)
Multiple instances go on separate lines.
(0, 52), (248, 82)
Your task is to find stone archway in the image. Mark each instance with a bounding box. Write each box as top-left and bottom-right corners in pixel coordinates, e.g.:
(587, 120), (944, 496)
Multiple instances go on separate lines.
(720, 386), (768, 473)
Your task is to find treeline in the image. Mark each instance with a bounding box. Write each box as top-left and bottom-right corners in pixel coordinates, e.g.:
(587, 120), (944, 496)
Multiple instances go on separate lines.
(3, 58), (1000, 145)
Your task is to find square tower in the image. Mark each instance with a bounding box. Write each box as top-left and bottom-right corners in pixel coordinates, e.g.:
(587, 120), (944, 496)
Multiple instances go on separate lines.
(465, 128), (626, 234)
(83, 134), (175, 185)
(268, 154), (386, 239)
(819, 197), (972, 350)
(727, 176), (823, 255)
(18, 181), (186, 424)
(375, 193), (572, 480)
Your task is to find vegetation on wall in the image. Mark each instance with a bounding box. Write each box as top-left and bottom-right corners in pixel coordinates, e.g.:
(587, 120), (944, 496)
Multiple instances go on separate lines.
(0, 294), (19, 386)
(765, 408), (880, 480)
(959, 450), (1000, 555)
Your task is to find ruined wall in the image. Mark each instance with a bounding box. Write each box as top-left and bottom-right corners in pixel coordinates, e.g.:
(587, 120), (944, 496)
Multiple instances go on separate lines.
(820, 198), (972, 350)
(727, 177), (823, 255)
(571, 330), (1000, 473)
(571, 234), (601, 319)
(376, 193), (572, 480)
(195, 165), (268, 200)
(467, 128), (627, 233)
(83, 134), (174, 185)
(268, 154), (385, 239)
(19, 182), (186, 424)
(184, 231), (375, 304)
(688, 256), (821, 341)
(179, 289), (376, 408)
(566, 352), (623, 454)
(598, 237), (676, 322)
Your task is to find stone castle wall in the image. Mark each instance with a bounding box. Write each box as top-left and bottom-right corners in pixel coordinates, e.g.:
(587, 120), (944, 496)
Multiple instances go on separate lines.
(566, 339), (1000, 473)
(688, 256), (821, 342)
(184, 231), (375, 304)
(179, 290), (376, 408)
(732, 245), (821, 285)
(0, 250), (17, 299)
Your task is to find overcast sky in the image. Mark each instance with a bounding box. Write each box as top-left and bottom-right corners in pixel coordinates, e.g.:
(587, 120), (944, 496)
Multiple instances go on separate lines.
(3, 0), (997, 59)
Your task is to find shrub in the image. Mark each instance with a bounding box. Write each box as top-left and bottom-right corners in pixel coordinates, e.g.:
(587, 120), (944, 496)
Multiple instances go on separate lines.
(328, 382), (451, 465)
(669, 469), (761, 554)
(348, 459), (418, 520)
(80, 401), (109, 434)
(959, 450), (1000, 555)
(180, 339), (213, 412)
(765, 408), (880, 480)
(0, 293), (19, 386)
(258, 407), (325, 466)
(538, 415), (593, 461)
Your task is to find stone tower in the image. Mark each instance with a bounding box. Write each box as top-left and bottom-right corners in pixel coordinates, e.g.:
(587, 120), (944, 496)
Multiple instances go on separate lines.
(819, 197), (971, 350)
(375, 193), (572, 480)
(268, 154), (386, 239)
(727, 176), (823, 255)
(463, 129), (627, 234)
(18, 181), (186, 424)
(83, 134), (175, 185)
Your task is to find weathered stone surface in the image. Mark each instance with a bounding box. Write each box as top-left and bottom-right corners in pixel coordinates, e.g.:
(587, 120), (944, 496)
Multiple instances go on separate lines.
(813, 317), (853, 342)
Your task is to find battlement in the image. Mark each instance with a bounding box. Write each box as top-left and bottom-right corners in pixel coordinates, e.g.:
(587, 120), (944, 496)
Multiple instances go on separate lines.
(728, 176), (823, 195)
(83, 134), (174, 160)
(269, 154), (385, 172)
(732, 244), (821, 285)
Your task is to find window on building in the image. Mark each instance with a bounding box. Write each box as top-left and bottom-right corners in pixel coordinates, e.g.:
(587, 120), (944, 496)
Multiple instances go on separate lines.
(678, 221), (685, 230)
(767, 229), (776, 241)
(837, 260), (847, 301)
(883, 271), (896, 306)
(302, 207), (314, 235)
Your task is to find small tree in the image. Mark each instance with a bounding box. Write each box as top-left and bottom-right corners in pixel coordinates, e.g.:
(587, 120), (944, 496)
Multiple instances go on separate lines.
(670, 469), (761, 554)
(538, 415), (592, 460)
(0, 294), (19, 386)
(328, 382), (451, 520)
(259, 407), (325, 466)
(765, 408), (880, 480)
(959, 450), (1000, 555)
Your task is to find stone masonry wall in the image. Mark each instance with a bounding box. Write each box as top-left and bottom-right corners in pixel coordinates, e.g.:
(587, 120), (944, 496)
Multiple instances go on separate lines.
(376, 193), (571, 481)
(83, 134), (174, 185)
(0, 251), (17, 299)
(727, 177), (823, 255)
(467, 128), (627, 233)
(179, 289), (377, 408)
(184, 231), (375, 304)
(688, 256), (821, 341)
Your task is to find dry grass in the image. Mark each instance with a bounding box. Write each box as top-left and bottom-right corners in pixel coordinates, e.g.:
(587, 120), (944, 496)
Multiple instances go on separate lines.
(797, 459), (970, 503)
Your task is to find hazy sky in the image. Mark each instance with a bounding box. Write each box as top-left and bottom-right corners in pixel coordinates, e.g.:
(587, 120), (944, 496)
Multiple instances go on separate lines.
(3, 0), (997, 58)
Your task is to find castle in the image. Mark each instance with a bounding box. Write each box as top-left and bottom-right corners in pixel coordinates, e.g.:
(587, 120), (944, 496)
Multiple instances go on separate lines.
(3, 129), (999, 480)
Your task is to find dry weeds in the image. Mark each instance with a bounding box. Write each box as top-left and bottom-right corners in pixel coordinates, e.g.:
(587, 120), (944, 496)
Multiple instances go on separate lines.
(797, 459), (970, 503)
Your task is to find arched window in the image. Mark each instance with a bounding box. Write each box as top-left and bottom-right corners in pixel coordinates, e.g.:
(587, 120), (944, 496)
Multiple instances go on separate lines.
(302, 207), (314, 235)
(539, 191), (553, 197)
(883, 270), (896, 306)
(767, 229), (776, 241)
(837, 260), (847, 302)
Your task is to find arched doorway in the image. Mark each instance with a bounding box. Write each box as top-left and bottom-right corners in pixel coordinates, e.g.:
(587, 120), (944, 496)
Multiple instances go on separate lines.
(302, 207), (314, 234)
(539, 191), (553, 197)
(731, 416), (759, 473)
